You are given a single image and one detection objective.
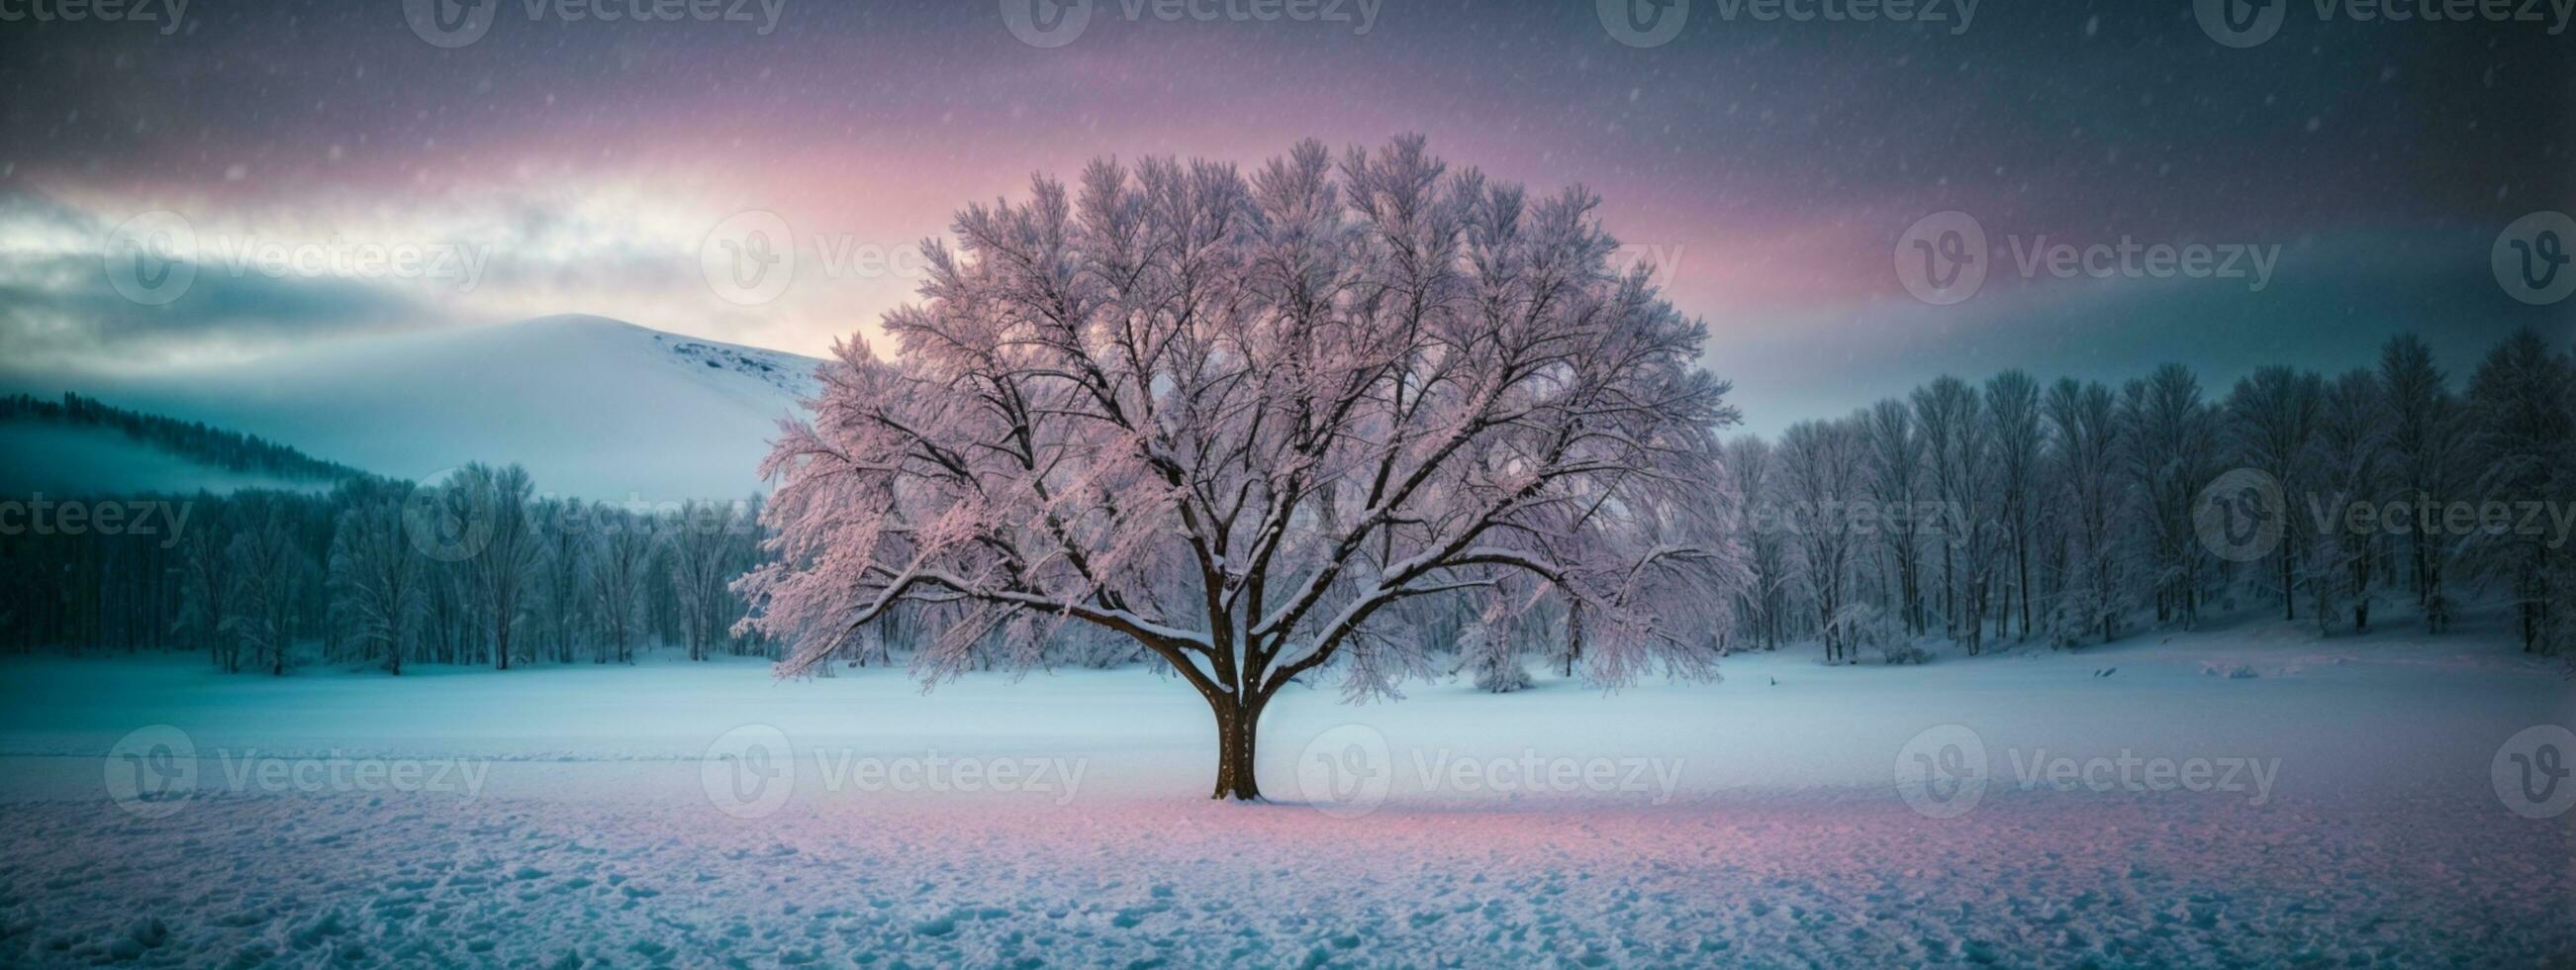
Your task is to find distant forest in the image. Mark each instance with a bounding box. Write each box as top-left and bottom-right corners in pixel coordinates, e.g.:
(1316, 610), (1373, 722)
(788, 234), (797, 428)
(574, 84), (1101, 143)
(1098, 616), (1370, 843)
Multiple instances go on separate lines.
(0, 329), (2568, 678)
(0, 393), (366, 484)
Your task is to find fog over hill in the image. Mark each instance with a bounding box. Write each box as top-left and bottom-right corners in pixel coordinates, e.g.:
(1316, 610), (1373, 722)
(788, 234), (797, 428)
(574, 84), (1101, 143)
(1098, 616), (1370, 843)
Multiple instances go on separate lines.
(0, 315), (820, 500)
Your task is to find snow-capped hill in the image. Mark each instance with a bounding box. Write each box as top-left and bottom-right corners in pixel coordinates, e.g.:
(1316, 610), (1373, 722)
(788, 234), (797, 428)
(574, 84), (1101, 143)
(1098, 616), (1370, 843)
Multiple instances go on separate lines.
(3, 315), (825, 500)
(652, 330), (819, 400)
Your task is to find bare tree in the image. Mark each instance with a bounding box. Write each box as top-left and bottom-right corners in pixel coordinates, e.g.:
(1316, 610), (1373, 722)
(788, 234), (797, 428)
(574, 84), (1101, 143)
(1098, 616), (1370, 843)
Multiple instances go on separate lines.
(2463, 330), (2572, 653)
(1779, 418), (1862, 663)
(2379, 335), (2463, 632)
(451, 464), (541, 669)
(1985, 371), (2041, 642)
(328, 488), (422, 674)
(224, 495), (311, 676)
(2121, 364), (2216, 630)
(174, 501), (237, 672)
(735, 138), (1748, 799)
(2225, 366), (2325, 621)
(1912, 381), (1963, 638)
(2305, 369), (2388, 634)
(1726, 436), (1791, 651)
(1861, 399), (1927, 637)
(2043, 378), (2124, 644)
(587, 505), (657, 664)
(668, 500), (741, 662)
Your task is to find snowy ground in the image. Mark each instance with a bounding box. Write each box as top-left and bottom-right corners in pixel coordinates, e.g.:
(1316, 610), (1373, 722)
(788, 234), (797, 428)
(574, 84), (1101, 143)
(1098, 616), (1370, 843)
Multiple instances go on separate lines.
(2, 614), (2571, 966)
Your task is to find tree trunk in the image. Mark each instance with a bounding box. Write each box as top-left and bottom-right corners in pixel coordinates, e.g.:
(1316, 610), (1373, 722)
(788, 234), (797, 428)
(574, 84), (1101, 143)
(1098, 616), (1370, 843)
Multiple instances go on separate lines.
(1209, 699), (1263, 801)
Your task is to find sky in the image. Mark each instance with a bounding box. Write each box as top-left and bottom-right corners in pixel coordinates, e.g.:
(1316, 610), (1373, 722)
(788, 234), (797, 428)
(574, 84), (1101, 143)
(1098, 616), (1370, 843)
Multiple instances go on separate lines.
(0, 0), (2568, 435)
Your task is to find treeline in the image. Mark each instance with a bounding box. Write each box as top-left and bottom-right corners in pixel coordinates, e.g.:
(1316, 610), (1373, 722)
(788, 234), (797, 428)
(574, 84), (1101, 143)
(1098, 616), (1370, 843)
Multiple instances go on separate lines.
(5, 329), (2568, 678)
(0, 393), (367, 485)
(0, 464), (770, 672)
(1721, 329), (2575, 664)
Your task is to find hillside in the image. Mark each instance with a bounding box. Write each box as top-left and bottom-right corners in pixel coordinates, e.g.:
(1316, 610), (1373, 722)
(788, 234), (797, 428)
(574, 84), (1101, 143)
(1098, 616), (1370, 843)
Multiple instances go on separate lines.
(0, 316), (822, 500)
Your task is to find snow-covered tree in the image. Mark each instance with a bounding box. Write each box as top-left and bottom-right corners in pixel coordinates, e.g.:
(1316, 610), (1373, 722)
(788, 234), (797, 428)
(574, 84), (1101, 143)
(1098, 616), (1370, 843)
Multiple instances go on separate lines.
(2121, 364), (2217, 629)
(328, 487), (422, 674)
(451, 464), (540, 670)
(1778, 417), (1862, 663)
(668, 500), (744, 662)
(1725, 436), (1790, 651)
(2224, 366), (2324, 621)
(534, 498), (590, 664)
(586, 504), (657, 664)
(2044, 378), (2123, 644)
(734, 137), (1747, 799)
(1860, 399), (1927, 637)
(2304, 369), (2388, 634)
(224, 494), (311, 676)
(2462, 330), (2572, 653)
(173, 501), (238, 671)
(1985, 370), (2042, 641)
(2379, 335), (2463, 632)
